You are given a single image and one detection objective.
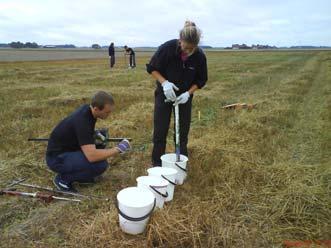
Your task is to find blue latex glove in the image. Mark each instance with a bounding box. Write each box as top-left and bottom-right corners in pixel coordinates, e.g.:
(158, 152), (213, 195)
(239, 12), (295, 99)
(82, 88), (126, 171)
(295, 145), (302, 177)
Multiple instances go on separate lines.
(116, 139), (131, 154)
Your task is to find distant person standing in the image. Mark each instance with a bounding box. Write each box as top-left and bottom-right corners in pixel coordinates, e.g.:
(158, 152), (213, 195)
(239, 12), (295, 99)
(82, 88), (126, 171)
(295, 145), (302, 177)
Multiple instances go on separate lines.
(124, 45), (136, 68)
(108, 42), (115, 69)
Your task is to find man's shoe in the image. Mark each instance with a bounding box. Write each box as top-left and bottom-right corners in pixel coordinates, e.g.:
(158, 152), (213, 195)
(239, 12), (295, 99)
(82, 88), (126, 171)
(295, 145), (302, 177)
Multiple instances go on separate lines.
(53, 175), (77, 193)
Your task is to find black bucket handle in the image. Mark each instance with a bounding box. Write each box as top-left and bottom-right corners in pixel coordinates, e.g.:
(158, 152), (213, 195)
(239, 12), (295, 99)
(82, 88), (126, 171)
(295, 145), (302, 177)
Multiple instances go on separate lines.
(116, 198), (156, 222)
(175, 162), (187, 172)
(149, 185), (168, 198)
(161, 175), (177, 186)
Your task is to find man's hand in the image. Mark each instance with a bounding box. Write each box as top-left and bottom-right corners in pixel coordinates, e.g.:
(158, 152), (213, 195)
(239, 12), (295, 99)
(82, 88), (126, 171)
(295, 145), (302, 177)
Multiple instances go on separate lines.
(162, 80), (179, 101)
(174, 91), (190, 106)
(115, 139), (131, 154)
(94, 129), (109, 149)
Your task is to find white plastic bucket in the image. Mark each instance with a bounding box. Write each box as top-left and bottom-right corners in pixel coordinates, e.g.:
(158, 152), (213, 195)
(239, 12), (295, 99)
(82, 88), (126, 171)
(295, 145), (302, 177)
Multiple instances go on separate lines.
(136, 176), (169, 209)
(147, 167), (177, 202)
(116, 187), (156, 235)
(161, 153), (188, 185)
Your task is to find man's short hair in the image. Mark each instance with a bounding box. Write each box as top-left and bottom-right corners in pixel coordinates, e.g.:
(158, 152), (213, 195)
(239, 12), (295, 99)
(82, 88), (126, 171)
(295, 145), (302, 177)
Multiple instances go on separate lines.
(91, 91), (114, 110)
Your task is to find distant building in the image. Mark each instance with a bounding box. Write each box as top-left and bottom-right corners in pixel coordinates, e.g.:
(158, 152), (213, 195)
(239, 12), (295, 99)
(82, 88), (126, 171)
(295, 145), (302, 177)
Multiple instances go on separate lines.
(232, 44), (240, 49)
(232, 44), (251, 49)
(92, 44), (101, 49)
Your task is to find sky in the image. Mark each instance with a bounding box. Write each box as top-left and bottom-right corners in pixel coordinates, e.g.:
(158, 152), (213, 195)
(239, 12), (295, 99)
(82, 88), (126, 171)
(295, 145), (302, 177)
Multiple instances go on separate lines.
(0, 0), (330, 47)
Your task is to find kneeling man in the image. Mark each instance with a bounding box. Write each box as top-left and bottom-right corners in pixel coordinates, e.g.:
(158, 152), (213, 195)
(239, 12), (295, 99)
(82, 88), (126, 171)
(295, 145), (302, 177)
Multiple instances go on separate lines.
(46, 91), (130, 192)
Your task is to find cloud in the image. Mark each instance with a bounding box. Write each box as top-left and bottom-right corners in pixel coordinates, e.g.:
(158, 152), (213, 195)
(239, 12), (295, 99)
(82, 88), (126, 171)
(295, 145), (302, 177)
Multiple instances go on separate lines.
(0, 0), (330, 46)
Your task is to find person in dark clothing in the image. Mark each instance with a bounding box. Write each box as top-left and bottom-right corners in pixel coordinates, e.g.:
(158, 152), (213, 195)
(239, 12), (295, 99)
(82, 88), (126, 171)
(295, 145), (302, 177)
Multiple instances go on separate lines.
(146, 20), (208, 167)
(124, 45), (136, 68)
(108, 42), (115, 68)
(46, 91), (131, 192)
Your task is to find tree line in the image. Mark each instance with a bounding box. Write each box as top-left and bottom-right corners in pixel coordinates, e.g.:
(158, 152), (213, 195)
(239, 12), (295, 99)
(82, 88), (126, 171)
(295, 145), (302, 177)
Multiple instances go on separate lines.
(0, 41), (40, 48)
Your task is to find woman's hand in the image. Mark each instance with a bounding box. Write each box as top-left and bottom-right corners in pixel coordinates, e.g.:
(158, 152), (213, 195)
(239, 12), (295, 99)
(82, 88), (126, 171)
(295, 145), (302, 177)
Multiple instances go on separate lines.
(162, 80), (179, 101)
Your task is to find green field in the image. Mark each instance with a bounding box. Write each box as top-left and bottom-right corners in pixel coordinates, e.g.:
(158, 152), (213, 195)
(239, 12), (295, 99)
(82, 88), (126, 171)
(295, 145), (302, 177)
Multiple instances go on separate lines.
(0, 50), (330, 247)
(0, 48), (155, 62)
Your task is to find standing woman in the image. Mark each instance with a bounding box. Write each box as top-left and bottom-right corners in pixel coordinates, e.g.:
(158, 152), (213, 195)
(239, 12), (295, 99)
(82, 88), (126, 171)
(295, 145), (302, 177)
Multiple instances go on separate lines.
(146, 20), (208, 167)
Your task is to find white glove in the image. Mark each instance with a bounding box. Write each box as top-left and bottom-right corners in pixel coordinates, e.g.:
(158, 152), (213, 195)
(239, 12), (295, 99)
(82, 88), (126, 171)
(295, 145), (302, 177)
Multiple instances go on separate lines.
(174, 91), (190, 106)
(162, 80), (179, 101)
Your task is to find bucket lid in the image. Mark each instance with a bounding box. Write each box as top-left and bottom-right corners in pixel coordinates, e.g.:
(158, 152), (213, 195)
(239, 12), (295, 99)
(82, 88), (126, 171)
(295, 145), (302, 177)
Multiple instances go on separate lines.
(136, 176), (169, 187)
(147, 167), (177, 176)
(161, 153), (189, 163)
(117, 187), (155, 208)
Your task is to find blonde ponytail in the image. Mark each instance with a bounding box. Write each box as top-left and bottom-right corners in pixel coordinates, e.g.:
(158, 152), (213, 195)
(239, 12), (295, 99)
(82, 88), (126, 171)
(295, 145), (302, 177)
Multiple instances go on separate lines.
(180, 20), (201, 46)
(184, 20), (196, 28)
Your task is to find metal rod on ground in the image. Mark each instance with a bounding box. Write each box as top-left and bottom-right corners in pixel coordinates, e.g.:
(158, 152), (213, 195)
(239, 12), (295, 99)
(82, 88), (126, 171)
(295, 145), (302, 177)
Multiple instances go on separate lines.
(27, 138), (143, 152)
(0, 190), (81, 203)
(28, 138), (132, 142)
(6, 178), (26, 189)
(9, 179), (110, 201)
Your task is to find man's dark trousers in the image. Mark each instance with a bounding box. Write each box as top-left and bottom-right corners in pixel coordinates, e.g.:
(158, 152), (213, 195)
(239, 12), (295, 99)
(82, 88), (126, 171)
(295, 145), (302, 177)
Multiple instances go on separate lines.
(46, 151), (108, 183)
(129, 54), (136, 67)
(110, 56), (115, 68)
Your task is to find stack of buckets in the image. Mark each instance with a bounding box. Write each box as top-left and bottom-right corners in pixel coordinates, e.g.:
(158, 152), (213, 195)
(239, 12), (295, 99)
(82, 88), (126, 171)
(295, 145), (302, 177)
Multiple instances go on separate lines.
(116, 153), (189, 235)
